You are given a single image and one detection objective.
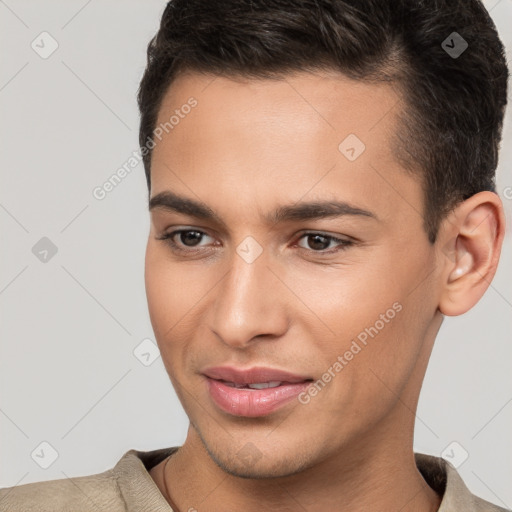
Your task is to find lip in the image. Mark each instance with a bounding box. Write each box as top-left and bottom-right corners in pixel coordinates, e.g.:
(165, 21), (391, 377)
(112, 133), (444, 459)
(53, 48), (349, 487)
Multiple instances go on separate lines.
(202, 366), (313, 417)
(201, 366), (312, 385)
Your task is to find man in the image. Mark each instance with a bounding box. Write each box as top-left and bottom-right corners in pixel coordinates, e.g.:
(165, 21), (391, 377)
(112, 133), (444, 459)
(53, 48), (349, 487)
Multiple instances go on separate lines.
(1, 0), (509, 511)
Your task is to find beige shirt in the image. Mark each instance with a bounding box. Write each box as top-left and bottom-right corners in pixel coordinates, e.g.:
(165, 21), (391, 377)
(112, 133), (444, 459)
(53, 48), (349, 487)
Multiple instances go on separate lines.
(0, 447), (509, 511)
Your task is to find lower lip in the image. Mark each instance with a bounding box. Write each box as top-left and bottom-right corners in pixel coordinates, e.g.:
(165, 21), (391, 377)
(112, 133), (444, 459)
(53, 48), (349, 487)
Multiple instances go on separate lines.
(205, 377), (312, 417)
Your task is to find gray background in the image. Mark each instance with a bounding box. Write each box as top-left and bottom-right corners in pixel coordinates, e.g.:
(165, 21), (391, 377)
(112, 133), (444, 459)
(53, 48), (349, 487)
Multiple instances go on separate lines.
(1, 0), (511, 507)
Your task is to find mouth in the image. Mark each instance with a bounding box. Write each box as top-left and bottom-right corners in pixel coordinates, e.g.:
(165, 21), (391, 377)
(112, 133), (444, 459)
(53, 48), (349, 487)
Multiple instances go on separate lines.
(202, 366), (314, 417)
(220, 381), (287, 389)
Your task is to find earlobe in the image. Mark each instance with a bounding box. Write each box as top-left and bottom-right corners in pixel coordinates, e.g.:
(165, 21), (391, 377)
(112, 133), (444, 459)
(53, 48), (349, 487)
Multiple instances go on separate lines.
(437, 191), (505, 317)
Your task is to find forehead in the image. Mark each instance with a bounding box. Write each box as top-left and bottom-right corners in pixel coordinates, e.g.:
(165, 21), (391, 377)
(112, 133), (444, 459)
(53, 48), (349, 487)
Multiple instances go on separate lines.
(155, 69), (401, 153)
(150, 70), (422, 227)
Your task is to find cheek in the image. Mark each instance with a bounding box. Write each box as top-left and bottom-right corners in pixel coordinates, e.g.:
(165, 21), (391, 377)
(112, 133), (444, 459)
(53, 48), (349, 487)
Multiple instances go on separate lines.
(144, 241), (201, 335)
(144, 247), (174, 337)
(144, 246), (188, 385)
(283, 254), (404, 347)
(144, 241), (217, 376)
(326, 279), (434, 418)
(297, 252), (429, 393)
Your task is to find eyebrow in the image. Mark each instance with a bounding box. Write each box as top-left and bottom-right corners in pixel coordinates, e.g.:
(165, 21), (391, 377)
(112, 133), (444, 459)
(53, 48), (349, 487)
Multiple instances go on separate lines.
(148, 190), (378, 226)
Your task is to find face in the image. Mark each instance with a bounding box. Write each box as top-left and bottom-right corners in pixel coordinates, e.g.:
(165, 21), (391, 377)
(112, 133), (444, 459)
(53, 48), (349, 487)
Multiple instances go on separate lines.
(145, 70), (443, 478)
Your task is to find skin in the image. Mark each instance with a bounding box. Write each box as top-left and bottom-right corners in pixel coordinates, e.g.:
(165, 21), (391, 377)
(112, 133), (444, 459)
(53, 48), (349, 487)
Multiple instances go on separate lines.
(145, 69), (505, 512)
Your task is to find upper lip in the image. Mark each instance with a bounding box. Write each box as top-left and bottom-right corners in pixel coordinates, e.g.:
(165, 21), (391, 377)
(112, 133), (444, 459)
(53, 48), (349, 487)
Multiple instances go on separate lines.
(202, 366), (312, 385)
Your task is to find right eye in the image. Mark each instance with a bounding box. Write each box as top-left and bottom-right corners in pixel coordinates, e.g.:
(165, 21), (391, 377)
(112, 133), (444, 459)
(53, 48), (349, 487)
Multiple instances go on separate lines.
(156, 229), (217, 252)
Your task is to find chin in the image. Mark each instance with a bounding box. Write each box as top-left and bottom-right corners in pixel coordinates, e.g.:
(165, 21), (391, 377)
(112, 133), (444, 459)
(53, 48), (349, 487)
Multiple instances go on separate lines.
(212, 451), (312, 480)
(196, 427), (317, 480)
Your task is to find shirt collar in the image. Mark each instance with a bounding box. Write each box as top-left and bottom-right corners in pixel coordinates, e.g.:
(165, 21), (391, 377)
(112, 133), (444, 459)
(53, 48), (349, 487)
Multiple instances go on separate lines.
(114, 447), (177, 511)
(414, 452), (493, 511)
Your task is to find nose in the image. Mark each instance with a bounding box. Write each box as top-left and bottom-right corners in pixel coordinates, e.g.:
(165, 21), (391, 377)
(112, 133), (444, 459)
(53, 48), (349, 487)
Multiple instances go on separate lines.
(208, 246), (289, 349)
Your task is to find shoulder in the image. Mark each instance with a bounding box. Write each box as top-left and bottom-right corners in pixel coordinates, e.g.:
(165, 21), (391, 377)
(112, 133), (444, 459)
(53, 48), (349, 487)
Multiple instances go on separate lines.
(415, 452), (511, 512)
(0, 468), (124, 512)
(0, 447), (177, 512)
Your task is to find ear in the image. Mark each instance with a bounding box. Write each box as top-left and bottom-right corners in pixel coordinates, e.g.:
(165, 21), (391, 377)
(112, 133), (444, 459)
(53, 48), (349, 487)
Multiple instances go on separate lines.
(437, 191), (505, 316)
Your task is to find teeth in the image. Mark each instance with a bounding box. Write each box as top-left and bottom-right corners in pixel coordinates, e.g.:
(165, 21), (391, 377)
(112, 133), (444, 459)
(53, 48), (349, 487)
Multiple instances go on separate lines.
(222, 381), (282, 389)
(247, 380), (281, 389)
(223, 382), (247, 388)
(247, 381), (282, 389)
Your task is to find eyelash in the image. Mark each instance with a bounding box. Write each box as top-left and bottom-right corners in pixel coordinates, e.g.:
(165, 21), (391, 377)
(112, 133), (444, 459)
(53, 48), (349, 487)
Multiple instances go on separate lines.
(156, 229), (354, 255)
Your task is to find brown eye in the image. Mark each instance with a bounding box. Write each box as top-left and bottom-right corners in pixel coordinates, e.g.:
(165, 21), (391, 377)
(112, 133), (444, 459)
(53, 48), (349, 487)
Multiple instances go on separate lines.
(157, 229), (215, 252)
(305, 234), (330, 251)
(177, 230), (204, 247)
(297, 232), (354, 253)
